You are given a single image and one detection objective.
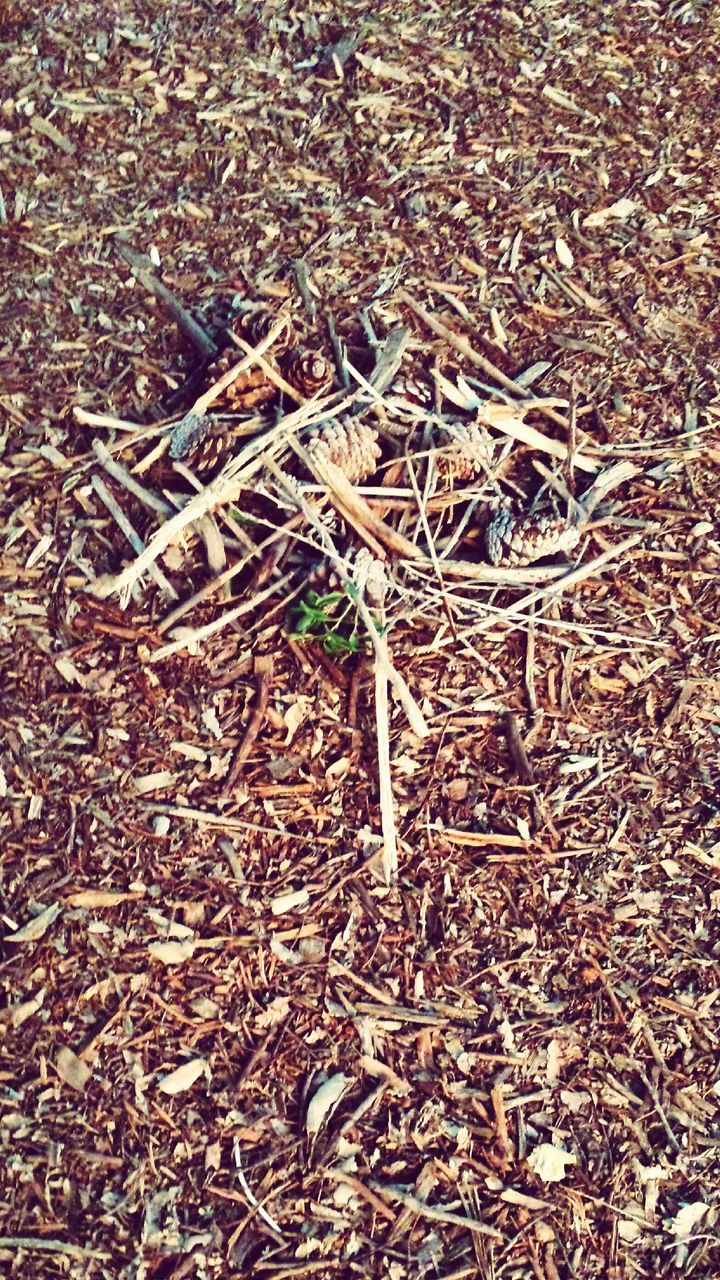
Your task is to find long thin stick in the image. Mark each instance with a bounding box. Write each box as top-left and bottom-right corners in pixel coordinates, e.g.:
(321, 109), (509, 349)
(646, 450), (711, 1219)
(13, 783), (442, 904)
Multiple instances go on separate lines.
(222, 654), (274, 794)
(266, 459), (428, 739)
(90, 476), (178, 599)
(374, 622), (398, 883)
(116, 241), (217, 359)
(92, 440), (172, 517)
(367, 1181), (504, 1241)
(398, 288), (530, 399)
(149, 571), (295, 662)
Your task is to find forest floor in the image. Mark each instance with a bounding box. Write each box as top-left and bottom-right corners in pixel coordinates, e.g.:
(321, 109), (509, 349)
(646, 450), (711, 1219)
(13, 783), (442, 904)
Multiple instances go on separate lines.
(1, 2), (720, 1278)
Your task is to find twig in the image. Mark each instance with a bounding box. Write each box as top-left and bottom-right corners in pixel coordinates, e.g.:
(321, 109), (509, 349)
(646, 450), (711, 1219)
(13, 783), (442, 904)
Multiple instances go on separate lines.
(157, 515), (304, 634)
(398, 288), (532, 399)
(267, 460), (428, 739)
(233, 1138), (284, 1235)
(445, 533), (646, 648)
(524, 602), (538, 717)
(0, 1237), (107, 1259)
(74, 406), (158, 434)
(170, 311), (293, 454)
(101, 374), (344, 606)
(115, 241), (217, 359)
(149, 572), (295, 662)
(291, 260), (318, 318)
(503, 711), (535, 784)
(324, 311), (350, 388)
(90, 475), (178, 600)
(222, 654), (274, 795)
(366, 1182), (504, 1241)
(229, 331), (306, 404)
(317, 23), (370, 74)
(375, 636), (397, 883)
(91, 439), (172, 517)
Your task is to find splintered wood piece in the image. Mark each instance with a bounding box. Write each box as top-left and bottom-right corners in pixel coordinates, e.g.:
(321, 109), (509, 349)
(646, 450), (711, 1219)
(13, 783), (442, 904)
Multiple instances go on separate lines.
(222, 654), (275, 794)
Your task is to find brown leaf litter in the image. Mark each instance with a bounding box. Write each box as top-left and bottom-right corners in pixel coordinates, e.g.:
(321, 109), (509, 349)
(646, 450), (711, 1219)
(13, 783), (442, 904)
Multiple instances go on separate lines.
(1, 3), (720, 1279)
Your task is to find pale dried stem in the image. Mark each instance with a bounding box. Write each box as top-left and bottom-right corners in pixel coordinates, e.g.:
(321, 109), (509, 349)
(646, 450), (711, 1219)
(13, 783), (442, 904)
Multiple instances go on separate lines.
(149, 570), (296, 662)
(266, 459), (428, 739)
(92, 439), (172, 517)
(90, 476), (177, 600)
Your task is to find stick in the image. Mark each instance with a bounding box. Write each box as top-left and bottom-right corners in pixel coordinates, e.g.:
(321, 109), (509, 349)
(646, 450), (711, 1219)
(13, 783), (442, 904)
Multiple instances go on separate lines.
(149, 572), (295, 662)
(291, 260), (318, 318)
(222, 654), (274, 794)
(349, 325), (411, 416)
(157, 515), (304, 633)
(503, 711), (535, 784)
(102, 392), (349, 604)
(229, 331), (305, 404)
(92, 440), (173, 517)
(367, 1182), (504, 1241)
(115, 241), (217, 359)
(398, 289), (530, 397)
(90, 476), (178, 599)
(267, 460), (428, 739)
(324, 311), (350, 387)
(74, 407), (152, 433)
(374, 616), (397, 882)
(399, 289), (571, 431)
(317, 24), (370, 74)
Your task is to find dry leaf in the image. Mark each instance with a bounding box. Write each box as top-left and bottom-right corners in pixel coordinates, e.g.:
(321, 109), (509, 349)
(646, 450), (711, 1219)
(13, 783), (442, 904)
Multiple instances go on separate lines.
(583, 197), (637, 228)
(158, 1057), (210, 1095)
(25, 533), (54, 569)
(256, 995), (292, 1028)
(6, 902), (61, 943)
(670, 1201), (709, 1238)
(1, 987), (46, 1027)
(527, 1142), (577, 1183)
(148, 939), (196, 965)
(66, 890), (140, 908)
(56, 1046), (93, 1093)
(283, 696), (312, 745)
(132, 770), (177, 794)
(270, 888), (309, 916)
(306, 1073), (351, 1135)
(355, 52), (413, 84)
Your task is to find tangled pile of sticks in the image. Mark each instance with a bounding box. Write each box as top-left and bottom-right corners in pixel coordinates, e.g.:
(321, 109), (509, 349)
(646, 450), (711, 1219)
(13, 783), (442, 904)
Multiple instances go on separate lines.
(74, 243), (640, 881)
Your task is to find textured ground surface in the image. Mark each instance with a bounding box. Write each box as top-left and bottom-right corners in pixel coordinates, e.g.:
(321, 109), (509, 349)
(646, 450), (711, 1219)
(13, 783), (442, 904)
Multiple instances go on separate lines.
(1, 2), (720, 1278)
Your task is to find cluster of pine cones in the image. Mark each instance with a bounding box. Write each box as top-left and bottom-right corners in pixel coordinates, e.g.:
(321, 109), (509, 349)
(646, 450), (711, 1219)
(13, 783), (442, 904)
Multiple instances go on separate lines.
(179, 307), (336, 475)
(175, 304), (582, 570)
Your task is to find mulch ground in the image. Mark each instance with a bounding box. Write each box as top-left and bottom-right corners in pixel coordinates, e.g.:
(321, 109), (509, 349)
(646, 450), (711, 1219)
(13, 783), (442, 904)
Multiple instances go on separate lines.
(2, 2), (720, 1278)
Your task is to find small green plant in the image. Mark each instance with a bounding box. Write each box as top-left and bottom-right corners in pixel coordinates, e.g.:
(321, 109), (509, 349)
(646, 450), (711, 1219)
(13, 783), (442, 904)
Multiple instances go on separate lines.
(287, 582), (387, 659)
(286, 588), (363, 657)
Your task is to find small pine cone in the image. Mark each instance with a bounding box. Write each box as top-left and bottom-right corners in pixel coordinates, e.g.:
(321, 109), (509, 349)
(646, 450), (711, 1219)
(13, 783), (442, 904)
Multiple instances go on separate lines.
(241, 308), (296, 358)
(184, 428), (232, 477)
(436, 421), (493, 482)
(284, 349), (333, 398)
(205, 347), (276, 411)
(485, 508), (581, 567)
(390, 375), (433, 407)
(305, 418), (381, 484)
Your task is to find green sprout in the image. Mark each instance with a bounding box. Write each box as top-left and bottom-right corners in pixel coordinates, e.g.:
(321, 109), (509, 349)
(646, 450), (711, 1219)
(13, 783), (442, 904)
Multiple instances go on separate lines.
(286, 585), (384, 658)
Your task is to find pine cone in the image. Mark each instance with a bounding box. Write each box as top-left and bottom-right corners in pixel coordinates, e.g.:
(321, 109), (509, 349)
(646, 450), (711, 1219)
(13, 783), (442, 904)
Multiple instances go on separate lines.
(305, 418), (381, 484)
(204, 347), (276, 412)
(241, 308), (296, 358)
(485, 508), (581, 567)
(390, 374), (433, 407)
(436, 421), (493, 482)
(184, 427), (233, 477)
(284, 349), (333, 398)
